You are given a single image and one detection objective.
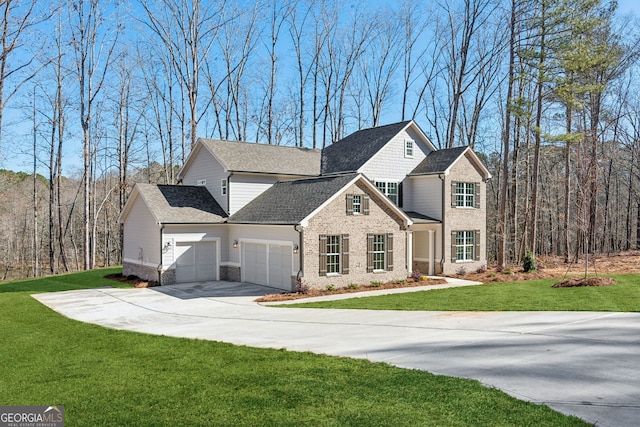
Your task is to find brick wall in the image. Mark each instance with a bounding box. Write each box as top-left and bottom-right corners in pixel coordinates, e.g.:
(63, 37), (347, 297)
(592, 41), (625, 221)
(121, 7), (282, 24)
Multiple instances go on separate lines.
(442, 154), (488, 275)
(302, 181), (408, 289)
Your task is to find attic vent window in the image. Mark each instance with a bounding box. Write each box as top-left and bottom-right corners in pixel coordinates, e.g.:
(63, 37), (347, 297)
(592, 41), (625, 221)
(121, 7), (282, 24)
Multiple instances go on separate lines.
(196, 179), (206, 186)
(405, 140), (414, 158)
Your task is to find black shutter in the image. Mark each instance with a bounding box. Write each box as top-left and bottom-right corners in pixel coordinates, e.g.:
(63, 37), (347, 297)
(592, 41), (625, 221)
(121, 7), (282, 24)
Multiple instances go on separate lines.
(451, 182), (457, 207)
(474, 183), (481, 209)
(398, 182), (403, 208)
(386, 233), (394, 271)
(363, 194), (370, 215)
(319, 235), (327, 276)
(474, 230), (481, 261)
(366, 233), (374, 272)
(451, 230), (457, 263)
(346, 194), (354, 215)
(341, 234), (349, 274)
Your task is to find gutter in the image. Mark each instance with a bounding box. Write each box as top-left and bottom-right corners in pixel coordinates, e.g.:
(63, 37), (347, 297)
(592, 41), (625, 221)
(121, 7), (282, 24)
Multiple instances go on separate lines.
(158, 224), (164, 285)
(294, 224), (304, 283)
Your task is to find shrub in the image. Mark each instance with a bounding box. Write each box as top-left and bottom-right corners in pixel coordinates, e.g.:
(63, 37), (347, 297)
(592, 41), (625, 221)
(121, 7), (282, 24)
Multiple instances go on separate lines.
(394, 279), (407, 285)
(326, 284), (336, 291)
(456, 266), (467, 276)
(410, 269), (422, 282)
(294, 280), (310, 294)
(523, 249), (537, 273)
(347, 283), (360, 290)
(476, 264), (487, 274)
(370, 281), (382, 287)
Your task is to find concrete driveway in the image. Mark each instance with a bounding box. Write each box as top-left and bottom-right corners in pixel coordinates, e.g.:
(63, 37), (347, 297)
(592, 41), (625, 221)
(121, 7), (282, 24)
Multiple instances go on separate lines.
(34, 280), (640, 427)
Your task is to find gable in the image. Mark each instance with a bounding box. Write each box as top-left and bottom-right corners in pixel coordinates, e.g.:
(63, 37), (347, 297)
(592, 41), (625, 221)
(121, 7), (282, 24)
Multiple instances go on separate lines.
(410, 146), (491, 180)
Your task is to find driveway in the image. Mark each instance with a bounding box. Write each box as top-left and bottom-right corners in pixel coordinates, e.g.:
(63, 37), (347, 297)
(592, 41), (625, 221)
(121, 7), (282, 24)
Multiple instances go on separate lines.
(34, 281), (640, 427)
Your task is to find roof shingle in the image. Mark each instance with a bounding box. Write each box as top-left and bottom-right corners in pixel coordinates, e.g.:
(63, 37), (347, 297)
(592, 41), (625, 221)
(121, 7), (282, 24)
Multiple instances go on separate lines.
(321, 121), (411, 174)
(200, 139), (321, 176)
(136, 183), (227, 224)
(228, 173), (359, 224)
(409, 146), (468, 175)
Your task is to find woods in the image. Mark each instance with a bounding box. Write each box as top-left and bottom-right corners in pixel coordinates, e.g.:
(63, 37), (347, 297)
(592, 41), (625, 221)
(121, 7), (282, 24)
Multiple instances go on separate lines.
(0, 0), (639, 280)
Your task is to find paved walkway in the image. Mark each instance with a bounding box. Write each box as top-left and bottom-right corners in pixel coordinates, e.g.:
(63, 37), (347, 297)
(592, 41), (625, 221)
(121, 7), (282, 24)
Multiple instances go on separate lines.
(34, 280), (640, 427)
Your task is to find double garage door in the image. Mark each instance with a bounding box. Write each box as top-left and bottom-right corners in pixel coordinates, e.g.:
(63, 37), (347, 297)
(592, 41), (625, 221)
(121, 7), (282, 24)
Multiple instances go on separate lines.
(174, 241), (218, 283)
(242, 242), (293, 291)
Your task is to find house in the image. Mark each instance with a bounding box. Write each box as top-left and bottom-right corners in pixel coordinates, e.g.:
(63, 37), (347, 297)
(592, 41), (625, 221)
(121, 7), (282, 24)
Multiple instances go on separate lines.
(119, 120), (491, 291)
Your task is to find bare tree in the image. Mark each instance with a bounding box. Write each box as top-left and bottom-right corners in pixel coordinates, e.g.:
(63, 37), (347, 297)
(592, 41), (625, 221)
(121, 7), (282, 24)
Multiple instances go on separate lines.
(69, 0), (119, 270)
(140, 0), (227, 153)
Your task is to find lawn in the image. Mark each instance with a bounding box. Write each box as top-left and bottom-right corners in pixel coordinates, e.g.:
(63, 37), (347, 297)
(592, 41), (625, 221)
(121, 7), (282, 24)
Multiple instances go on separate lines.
(0, 269), (588, 426)
(289, 274), (640, 312)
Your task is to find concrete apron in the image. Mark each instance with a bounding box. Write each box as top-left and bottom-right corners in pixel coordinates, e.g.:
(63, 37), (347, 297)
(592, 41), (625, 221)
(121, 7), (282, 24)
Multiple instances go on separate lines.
(33, 280), (640, 427)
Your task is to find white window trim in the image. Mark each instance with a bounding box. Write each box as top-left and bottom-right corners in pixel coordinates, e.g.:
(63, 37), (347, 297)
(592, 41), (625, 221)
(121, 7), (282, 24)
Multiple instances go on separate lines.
(455, 231), (475, 262)
(326, 235), (342, 275)
(455, 182), (475, 208)
(352, 194), (361, 215)
(375, 181), (399, 205)
(404, 139), (414, 158)
(372, 234), (386, 271)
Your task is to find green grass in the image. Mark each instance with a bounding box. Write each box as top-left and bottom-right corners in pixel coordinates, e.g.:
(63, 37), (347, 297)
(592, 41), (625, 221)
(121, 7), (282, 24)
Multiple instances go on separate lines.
(289, 274), (640, 312)
(0, 269), (587, 426)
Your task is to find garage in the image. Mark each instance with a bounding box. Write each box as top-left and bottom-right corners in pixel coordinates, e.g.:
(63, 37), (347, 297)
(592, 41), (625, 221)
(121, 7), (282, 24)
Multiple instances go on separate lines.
(174, 241), (218, 283)
(242, 242), (293, 291)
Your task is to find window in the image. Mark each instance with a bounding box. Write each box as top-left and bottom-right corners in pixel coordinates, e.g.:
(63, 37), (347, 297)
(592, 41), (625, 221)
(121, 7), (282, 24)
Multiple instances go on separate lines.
(375, 182), (398, 205)
(405, 140), (414, 157)
(372, 234), (386, 270)
(453, 182), (477, 208)
(346, 194), (369, 215)
(452, 230), (480, 262)
(367, 233), (393, 272)
(352, 195), (361, 214)
(326, 235), (341, 274)
(221, 178), (227, 195)
(196, 179), (206, 186)
(319, 234), (349, 276)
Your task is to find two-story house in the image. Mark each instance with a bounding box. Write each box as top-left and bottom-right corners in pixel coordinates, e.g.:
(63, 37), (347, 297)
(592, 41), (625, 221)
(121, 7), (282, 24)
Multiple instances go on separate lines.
(119, 120), (491, 290)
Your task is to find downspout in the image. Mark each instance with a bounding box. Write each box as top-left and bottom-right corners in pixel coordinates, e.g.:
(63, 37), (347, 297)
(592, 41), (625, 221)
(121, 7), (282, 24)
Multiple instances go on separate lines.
(227, 172), (233, 215)
(294, 224), (304, 283)
(158, 224), (164, 285)
(439, 174), (446, 274)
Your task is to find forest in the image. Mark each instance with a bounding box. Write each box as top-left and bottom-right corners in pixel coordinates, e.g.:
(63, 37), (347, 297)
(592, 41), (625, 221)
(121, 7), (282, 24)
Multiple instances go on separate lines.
(0, 0), (639, 280)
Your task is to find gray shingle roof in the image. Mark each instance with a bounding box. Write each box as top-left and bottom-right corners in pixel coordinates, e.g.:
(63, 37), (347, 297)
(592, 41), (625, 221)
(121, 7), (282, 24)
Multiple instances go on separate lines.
(409, 146), (468, 175)
(200, 139), (321, 176)
(228, 173), (359, 224)
(403, 211), (440, 224)
(321, 121), (412, 174)
(136, 183), (227, 224)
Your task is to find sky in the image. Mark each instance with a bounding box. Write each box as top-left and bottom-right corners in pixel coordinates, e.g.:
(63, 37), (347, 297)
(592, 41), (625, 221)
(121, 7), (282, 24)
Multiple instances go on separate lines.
(1, 0), (639, 176)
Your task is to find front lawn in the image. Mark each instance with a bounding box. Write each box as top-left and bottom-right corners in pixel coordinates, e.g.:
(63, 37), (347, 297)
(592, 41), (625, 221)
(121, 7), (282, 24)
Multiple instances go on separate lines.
(0, 269), (587, 426)
(288, 274), (640, 311)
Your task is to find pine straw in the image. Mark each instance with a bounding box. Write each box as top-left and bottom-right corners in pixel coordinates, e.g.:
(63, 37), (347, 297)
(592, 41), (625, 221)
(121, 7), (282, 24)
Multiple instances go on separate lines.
(551, 277), (616, 288)
(255, 278), (447, 302)
(105, 273), (159, 288)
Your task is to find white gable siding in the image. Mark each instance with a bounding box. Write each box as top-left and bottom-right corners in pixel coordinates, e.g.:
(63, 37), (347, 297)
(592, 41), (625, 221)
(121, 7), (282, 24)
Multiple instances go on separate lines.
(409, 176), (443, 220)
(228, 174), (280, 215)
(181, 146), (229, 213)
(122, 195), (161, 266)
(358, 127), (432, 182)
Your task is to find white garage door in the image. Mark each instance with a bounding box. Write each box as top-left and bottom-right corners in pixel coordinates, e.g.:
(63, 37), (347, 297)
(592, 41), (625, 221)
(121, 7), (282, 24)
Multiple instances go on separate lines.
(242, 242), (292, 291)
(175, 241), (218, 283)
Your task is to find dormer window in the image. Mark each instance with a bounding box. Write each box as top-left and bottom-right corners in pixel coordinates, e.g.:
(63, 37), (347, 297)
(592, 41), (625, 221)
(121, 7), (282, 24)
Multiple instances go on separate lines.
(405, 140), (414, 158)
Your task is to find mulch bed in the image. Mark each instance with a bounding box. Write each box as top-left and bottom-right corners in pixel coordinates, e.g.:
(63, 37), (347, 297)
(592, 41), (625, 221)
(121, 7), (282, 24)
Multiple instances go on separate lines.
(255, 278), (447, 302)
(105, 273), (158, 288)
(551, 277), (616, 288)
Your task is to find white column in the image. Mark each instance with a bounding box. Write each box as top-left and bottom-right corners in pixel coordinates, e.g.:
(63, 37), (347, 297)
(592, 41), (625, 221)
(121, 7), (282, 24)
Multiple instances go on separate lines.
(407, 231), (413, 272)
(428, 229), (435, 276)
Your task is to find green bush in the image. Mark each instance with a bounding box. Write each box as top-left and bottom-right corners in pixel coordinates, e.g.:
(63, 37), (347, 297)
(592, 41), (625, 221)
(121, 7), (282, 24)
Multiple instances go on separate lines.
(523, 249), (537, 273)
